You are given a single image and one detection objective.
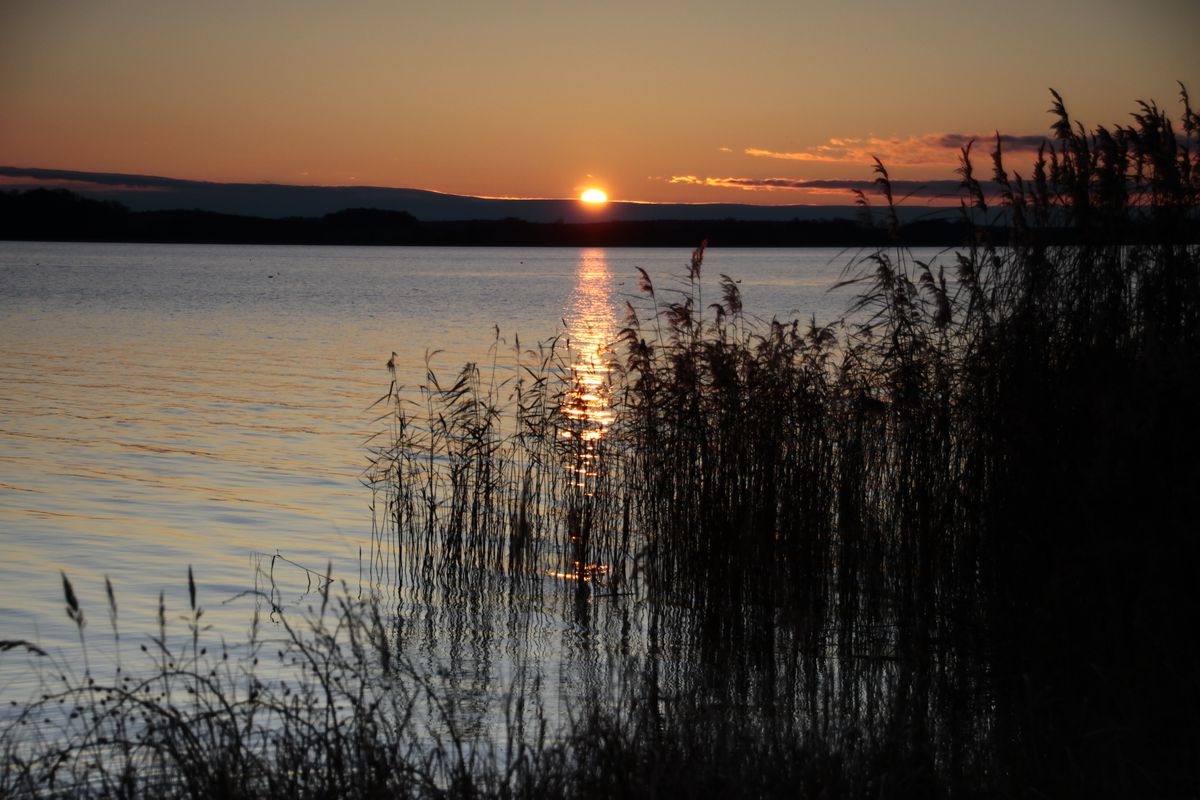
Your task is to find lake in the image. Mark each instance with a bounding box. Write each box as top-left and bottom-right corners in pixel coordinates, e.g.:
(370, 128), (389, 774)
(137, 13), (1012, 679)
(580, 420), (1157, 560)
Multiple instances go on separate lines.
(0, 241), (938, 696)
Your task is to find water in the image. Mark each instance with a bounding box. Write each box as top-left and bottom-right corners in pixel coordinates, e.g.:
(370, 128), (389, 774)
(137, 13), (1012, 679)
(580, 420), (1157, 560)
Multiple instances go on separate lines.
(0, 241), (926, 693)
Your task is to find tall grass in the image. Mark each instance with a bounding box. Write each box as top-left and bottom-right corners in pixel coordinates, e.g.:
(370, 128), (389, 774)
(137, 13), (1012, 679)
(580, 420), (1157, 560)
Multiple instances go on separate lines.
(3, 88), (1198, 797)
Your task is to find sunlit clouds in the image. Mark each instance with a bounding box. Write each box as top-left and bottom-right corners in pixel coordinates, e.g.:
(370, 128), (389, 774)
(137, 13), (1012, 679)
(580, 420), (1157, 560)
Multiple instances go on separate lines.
(744, 132), (1047, 167)
(667, 175), (965, 202)
(655, 129), (1056, 203)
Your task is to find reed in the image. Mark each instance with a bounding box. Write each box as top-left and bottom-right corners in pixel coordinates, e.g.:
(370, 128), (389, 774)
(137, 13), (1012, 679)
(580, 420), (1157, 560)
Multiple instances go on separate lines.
(365, 84), (1200, 795)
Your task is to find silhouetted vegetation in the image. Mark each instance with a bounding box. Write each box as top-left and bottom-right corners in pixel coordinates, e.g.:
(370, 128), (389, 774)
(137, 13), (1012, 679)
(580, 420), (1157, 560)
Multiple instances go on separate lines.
(0, 188), (131, 241)
(3, 89), (1199, 797)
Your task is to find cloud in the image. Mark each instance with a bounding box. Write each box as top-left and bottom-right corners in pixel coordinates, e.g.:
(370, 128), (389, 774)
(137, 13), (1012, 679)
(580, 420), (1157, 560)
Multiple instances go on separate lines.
(668, 175), (965, 199)
(745, 132), (1047, 167)
(0, 165), (203, 190)
(934, 133), (1047, 150)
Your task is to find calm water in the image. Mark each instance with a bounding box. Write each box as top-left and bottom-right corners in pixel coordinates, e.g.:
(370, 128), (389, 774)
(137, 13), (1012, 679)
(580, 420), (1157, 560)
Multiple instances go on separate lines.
(0, 241), (933, 691)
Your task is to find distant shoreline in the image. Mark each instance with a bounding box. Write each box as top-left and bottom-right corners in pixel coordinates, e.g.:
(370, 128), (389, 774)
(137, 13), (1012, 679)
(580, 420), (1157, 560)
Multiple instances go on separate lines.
(5, 187), (1194, 249)
(1, 187), (965, 248)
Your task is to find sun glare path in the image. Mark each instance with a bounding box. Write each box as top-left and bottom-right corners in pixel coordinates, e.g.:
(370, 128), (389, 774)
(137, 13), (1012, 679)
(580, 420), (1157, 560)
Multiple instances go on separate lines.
(580, 188), (608, 204)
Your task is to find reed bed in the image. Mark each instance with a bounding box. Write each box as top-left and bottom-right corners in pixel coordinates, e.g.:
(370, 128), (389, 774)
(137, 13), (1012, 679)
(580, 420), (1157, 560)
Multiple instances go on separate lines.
(3, 89), (1199, 797)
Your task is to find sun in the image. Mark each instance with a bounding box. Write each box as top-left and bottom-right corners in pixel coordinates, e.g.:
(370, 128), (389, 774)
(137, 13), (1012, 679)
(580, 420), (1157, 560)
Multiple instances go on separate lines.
(580, 188), (608, 204)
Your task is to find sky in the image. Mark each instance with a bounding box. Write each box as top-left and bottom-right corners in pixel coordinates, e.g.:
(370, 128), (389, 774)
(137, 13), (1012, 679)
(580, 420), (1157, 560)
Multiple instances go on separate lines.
(2, 0), (1198, 205)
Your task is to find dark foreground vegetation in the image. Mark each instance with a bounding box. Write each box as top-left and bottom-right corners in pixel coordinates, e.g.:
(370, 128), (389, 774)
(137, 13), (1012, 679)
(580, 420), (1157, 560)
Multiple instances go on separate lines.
(3, 90), (1200, 797)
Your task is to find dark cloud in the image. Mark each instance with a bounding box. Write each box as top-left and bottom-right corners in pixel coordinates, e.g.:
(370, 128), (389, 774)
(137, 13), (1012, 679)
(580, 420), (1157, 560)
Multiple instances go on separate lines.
(935, 133), (1047, 151)
(0, 165), (204, 189)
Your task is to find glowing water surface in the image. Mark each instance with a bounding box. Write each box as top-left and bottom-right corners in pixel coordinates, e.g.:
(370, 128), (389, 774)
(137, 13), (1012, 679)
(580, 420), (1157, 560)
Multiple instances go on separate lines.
(0, 241), (929, 699)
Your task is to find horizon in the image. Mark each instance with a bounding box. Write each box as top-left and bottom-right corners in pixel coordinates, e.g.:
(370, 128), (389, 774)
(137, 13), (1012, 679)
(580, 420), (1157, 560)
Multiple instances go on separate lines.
(0, 163), (880, 206)
(4, 163), (970, 222)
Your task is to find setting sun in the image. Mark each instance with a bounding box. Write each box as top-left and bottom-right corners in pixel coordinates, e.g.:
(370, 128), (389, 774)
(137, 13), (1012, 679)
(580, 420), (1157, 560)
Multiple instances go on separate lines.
(580, 188), (608, 204)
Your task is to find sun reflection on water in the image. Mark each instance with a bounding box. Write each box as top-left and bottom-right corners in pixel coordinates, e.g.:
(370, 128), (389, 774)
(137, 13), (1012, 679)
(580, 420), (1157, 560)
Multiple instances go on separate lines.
(559, 248), (618, 458)
(552, 249), (618, 585)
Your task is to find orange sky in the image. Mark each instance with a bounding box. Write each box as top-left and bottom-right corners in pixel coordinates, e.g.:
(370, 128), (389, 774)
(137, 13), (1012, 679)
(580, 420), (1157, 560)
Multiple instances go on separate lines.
(2, 0), (1197, 205)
